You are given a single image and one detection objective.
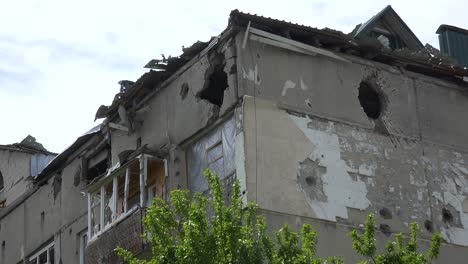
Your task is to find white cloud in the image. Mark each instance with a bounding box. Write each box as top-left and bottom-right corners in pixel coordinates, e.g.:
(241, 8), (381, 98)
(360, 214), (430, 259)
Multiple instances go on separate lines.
(1, 0), (467, 152)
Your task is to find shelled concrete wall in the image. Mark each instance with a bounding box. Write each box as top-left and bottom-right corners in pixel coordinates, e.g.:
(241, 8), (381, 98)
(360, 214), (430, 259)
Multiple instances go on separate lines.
(237, 33), (468, 262)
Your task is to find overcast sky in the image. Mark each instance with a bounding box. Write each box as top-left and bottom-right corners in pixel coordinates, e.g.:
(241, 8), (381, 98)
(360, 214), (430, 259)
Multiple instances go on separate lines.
(0, 0), (466, 153)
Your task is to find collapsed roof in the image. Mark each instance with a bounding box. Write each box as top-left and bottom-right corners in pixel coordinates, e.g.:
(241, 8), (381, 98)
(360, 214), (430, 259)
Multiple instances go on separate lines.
(93, 6), (468, 123)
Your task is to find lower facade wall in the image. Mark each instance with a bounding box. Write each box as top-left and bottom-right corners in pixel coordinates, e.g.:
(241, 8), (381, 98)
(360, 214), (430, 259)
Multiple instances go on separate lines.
(262, 209), (468, 264)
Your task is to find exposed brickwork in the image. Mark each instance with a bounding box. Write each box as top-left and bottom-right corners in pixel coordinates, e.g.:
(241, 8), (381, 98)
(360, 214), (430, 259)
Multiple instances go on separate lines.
(85, 208), (144, 264)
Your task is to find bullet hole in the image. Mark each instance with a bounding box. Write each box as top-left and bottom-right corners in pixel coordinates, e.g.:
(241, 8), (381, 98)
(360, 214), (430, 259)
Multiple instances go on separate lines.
(379, 207), (392, 219)
(69, 228), (73, 235)
(242, 190), (246, 195)
(256, 53), (261, 59)
(1, 241), (4, 247)
(424, 220), (434, 232)
(442, 208), (453, 223)
(358, 81), (382, 119)
(305, 176), (316, 186)
(179, 82), (189, 100)
(198, 52), (228, 107)
(229, 64), (237, 75)
(40, 211), (45, 228)
(379, 224), (392, 236)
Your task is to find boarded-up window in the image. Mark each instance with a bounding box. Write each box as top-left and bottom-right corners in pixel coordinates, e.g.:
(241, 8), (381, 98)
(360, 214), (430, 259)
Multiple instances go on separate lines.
(146, 159), (166, 206)
(187, 116), (236, 193)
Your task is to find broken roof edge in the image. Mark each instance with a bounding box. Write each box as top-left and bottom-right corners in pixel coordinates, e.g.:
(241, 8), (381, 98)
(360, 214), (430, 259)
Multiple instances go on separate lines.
(36, 123), (104, 181)
(97, 8), (468, 122)
(101, 25), (237, 122)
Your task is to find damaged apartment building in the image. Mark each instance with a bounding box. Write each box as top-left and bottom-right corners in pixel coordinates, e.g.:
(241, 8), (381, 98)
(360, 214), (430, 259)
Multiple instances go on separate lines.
(2, 5), (468, 263)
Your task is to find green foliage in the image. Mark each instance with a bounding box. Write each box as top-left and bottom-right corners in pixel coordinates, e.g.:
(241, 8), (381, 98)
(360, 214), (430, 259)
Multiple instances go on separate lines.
(116, 169), (340, 264)
(116, 169), (442, 264)
(349, 214), (442, 264)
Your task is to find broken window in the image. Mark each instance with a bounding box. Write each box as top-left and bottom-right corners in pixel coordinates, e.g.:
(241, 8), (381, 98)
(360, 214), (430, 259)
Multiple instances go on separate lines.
(90, 193), (101, 237)
(127, 160), (141, 210)
(358, 80), (383, 119)
(103, 181), (114, 227)
(370, 29), (405, 50)
(116, 173), (125, 216)
(78, 230), (88, 264)
(146, 159), (166, 207)
(187, 116), (236, 193)
(86, 155), (166, 240)
(28, 241), (54, 264)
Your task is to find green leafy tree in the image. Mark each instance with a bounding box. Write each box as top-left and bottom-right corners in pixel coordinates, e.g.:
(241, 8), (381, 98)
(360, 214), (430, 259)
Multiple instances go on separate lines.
(349, 214), (442, 264)
(116, 169), (342, 264)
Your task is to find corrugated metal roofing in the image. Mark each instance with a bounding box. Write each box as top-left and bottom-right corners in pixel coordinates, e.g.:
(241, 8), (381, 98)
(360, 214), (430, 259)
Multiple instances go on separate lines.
(437, 25), (468, 68)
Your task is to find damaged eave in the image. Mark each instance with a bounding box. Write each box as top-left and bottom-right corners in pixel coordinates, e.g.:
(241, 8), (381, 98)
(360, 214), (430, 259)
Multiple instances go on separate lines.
(36, 124), (104, 183)
(99, 27), (237, 123)
(231, 9), (468, 87)
(247, 27), (350, 63)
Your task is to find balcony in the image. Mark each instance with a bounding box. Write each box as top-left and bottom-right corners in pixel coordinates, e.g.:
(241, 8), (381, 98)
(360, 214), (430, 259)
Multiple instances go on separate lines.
(85, 207), (144, 264)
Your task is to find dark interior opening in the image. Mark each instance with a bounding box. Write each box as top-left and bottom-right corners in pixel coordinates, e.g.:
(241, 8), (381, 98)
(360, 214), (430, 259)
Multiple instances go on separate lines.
(358, 81), (382, 119)
(0, 171), (3, 190)
(379, 207), (392, 219)
(424, 220), (434, 232)
(199, 68), (228, 107)
(87, 159), (108, 181)
(442, 208), (453, 223)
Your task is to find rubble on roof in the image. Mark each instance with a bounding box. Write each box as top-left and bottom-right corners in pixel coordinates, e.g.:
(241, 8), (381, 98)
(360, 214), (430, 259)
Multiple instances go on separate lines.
(95, 40), (213, 121)
(229, 9), (468, 81)
(96, 8), (468, 124)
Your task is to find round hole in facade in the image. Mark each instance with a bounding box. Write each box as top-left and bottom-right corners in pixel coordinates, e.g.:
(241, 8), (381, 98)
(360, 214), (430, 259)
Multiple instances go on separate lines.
(442, 208), (453, 223)
(379, 207), (392, 219)
(424, 220), (434, 232)
(358, 81), (382, 119)
(305, 176), (316, 186)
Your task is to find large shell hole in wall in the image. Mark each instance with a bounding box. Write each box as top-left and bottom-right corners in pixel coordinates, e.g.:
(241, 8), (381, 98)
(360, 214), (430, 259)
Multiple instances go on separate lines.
(358, 80), (382, 119)
(198, 52), (228, 107)
(442, 208), (453, 223)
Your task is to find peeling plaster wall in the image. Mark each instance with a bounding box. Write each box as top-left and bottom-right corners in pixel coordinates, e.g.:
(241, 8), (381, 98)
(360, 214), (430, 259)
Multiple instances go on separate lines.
(0, 150), (33, 206)
(242, 96), (468, 260)
(238, 33), (468, 252)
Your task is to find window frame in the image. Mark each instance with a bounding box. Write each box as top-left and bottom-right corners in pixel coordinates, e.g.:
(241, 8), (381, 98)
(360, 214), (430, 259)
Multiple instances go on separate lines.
(86, 154), (167, 241)
(27, 241), (54, 264)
